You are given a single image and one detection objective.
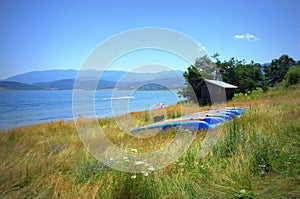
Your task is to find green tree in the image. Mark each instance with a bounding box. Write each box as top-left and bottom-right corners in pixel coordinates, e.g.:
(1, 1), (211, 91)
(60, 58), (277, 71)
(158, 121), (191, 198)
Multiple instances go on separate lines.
(264, 54), (296, 87)
(194, 54), (222, 80)
(178, 65), (203, 103)
(283, 66), (300, 87)
(179, 55), (220, 103)
(195, 55), (214, 79)
(216, 58), (267, 93)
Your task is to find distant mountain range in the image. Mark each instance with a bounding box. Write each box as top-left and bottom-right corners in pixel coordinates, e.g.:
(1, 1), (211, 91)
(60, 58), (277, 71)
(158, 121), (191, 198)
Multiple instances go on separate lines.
(0, 81), (41, 90)
(0, 69), (185, 90)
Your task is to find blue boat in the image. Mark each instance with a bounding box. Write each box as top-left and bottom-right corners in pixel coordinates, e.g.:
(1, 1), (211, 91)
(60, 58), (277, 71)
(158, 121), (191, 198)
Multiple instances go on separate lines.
(131, 107), (245, 133)
(132, 120), (212, 133)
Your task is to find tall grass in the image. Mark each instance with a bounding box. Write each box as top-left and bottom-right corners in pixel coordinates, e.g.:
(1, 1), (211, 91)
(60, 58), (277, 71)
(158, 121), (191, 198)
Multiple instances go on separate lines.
(0, 85), (299, 198)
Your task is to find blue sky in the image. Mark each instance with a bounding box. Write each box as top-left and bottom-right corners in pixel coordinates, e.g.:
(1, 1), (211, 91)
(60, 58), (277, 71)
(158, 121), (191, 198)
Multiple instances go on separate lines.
(0, 0), (299, 79)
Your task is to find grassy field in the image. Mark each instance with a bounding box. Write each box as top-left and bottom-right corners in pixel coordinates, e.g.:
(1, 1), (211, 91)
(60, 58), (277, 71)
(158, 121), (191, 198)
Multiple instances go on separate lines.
(0, 85), (299, 198)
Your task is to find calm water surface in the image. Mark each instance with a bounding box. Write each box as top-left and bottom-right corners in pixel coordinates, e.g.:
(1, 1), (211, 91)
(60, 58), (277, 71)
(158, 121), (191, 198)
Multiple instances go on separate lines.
(0, 90), (180, 130)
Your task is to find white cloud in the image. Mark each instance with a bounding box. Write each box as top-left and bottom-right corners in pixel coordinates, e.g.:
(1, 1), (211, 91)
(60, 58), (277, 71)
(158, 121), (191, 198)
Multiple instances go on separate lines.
(197, 43), (206, 52)
(234, 33), (258, 41)
(234, 35), (245, 39)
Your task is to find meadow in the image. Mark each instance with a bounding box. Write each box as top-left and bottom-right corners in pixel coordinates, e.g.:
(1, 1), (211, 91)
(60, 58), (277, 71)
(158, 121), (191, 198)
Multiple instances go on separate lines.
(0, 85), (299, 198)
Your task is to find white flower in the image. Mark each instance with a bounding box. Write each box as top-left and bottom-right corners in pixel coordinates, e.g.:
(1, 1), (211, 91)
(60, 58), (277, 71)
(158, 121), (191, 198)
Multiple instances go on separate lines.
(143, 171), (149, 176)
(134, 161), (145, 165)
(131, 175), (136, 179)
(109, 158), (115, 161)
(123, 156), (128, 160)
(148, 166), (155, 171)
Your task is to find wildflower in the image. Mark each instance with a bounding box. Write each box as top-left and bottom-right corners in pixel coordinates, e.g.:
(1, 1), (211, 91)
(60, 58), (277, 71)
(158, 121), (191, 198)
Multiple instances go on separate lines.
(131, 175), (136, 179)
(135, 161), (145, 165)
(123, 156), (128, 160)
(103, 159), (108, 165)
(142, 171), (149, 176)
(148, 166), (155, 171)
(90, 163), (95, 167)
(258, 164), (266, 168)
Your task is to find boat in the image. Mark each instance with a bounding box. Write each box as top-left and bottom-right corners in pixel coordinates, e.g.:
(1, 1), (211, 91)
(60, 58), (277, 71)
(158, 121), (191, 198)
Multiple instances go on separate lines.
(131, 107), (245, 133)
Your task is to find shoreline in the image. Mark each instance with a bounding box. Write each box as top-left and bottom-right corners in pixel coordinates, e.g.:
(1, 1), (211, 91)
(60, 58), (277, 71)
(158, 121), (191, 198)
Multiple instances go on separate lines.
(0, 103), (183, 132)
(0, 90), (182, 132)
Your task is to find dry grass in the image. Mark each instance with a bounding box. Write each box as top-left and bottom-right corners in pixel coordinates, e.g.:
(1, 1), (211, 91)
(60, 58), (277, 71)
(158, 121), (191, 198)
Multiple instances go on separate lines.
(0, 85), (299, 198)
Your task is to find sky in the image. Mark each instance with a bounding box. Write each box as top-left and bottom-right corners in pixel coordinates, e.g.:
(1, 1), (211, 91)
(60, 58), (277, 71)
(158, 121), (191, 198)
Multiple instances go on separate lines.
(0, 0), (299, 79)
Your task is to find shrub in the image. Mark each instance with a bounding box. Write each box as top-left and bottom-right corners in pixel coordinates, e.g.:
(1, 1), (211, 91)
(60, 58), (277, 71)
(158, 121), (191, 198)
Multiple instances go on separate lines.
(283, 66), (300, 87)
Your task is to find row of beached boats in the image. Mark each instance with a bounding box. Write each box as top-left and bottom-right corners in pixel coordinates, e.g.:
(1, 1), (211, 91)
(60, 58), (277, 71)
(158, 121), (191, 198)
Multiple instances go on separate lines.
(132, 107), (245, 133)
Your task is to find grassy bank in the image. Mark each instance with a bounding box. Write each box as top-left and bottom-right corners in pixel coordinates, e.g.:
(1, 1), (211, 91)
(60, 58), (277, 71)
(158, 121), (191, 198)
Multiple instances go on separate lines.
(0, 85), (299, 198)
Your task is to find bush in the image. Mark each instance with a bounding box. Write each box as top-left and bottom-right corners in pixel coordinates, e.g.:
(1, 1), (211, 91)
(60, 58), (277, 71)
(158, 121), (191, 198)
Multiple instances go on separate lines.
(283, 66), (300, 87)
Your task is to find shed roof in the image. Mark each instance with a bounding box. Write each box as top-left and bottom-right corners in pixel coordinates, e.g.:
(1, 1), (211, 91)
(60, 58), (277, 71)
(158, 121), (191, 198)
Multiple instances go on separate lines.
(203, 79), (238, 88)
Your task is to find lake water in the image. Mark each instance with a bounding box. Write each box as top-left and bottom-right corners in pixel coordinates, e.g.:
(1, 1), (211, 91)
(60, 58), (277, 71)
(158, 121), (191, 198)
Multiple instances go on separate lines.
(0, 90), (181, 130)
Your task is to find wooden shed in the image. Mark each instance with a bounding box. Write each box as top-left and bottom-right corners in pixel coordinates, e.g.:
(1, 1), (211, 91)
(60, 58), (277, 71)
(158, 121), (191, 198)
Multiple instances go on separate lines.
(197, 79), (237, 104)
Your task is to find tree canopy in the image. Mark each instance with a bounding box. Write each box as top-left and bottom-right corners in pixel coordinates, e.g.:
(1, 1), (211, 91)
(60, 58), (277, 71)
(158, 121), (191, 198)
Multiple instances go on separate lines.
(215, 58), (267, 93)
(194, 55), (218, 80)
(283, 66), (300, 87)
(179, 54), (299, 105)
(178, 64), (203, 103)
(264, 54), (297, 87)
